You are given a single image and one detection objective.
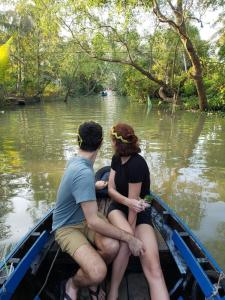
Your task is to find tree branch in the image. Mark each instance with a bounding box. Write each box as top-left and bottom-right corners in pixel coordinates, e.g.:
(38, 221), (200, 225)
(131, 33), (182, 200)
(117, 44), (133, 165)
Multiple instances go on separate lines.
(152, 0), (180, 29)
(185, 15), (203, 27)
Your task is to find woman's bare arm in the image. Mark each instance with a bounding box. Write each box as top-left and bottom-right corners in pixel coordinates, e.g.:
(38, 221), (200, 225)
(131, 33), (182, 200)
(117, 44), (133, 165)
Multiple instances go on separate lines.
(128, 182), (142, 230)
(108, 168), (144, 213)
(108, 169), (130, 205)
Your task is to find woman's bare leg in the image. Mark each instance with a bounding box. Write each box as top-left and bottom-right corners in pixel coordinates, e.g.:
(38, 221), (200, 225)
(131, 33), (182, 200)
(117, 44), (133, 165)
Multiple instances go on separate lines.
(135, 224), (169, 300)
(107, 210), (133, 300)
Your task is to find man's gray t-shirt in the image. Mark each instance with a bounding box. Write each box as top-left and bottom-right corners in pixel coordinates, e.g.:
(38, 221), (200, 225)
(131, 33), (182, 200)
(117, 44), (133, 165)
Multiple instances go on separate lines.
(52, 156), (96, 231)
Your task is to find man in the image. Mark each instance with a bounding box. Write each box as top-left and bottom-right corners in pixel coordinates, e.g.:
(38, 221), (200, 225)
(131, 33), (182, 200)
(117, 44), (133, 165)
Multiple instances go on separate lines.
(52, 121), (145, 300)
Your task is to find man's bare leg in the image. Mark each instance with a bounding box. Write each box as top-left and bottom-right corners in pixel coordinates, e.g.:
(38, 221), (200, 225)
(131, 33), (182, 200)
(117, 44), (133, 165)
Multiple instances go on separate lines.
(85, 234), (119, 300)
(65, 244), (107, 300)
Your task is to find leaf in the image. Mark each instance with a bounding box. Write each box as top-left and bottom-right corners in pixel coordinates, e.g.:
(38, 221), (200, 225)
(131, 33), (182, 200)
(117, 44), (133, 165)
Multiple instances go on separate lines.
(0, 37), (13, 82)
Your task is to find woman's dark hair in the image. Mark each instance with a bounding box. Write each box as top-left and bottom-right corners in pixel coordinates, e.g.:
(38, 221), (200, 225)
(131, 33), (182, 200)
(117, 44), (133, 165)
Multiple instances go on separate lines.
(78, 121), (103, 151)
(111, 123), (140, 156)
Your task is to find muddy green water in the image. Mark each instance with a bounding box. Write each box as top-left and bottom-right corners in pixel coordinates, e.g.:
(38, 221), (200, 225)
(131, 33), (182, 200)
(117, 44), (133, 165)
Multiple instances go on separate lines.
(0, 94), (225, 270)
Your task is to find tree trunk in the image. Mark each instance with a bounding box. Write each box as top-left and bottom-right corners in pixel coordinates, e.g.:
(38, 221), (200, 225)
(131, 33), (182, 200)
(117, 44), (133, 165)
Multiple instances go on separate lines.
(174, 1), (208, 111)
(37, 32), (41, 95)
(84, 80), (98, 96)
(64, 64), (79, 103)
(180, 36), (208, 111)
(64, 83), (73, 103)
(152, 0), (208, 111)
(0, 84), (6, 103)
(171, 40), (179, 87)
(16, 38), (22, 95)
(158, 87), (173, 102)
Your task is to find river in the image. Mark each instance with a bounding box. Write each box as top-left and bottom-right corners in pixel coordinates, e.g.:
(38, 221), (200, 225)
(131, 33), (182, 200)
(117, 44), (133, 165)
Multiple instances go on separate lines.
(0, 93), (225, 270)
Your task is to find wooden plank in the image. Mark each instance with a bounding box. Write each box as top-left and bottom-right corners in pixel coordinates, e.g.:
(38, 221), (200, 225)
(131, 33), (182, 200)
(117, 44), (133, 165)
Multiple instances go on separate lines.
(126, 273), (149, 300)
(118, 273), (149, 300)
(79, 273), (149, 300)
(118, 276), (128, 300)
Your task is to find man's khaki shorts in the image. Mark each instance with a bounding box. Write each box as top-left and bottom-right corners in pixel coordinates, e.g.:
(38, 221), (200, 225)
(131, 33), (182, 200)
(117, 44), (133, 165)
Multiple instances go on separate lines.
(55, 213), (107, 257)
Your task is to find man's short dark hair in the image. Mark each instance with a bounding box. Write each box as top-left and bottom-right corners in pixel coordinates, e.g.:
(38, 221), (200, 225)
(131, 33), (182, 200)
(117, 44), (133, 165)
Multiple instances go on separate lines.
(78, 121), (103, 151)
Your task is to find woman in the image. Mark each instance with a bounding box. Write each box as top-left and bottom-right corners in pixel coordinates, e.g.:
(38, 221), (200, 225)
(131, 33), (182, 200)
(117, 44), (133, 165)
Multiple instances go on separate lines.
(107, 123), (169, 300)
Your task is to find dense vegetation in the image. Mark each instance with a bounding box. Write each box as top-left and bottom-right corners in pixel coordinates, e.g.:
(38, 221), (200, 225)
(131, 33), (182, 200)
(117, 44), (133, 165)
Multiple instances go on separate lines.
(0, 0), (224, 110)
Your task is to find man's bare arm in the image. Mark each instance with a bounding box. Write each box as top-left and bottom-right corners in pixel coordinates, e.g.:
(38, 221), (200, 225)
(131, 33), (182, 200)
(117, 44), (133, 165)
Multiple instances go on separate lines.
(81, 201), (145, 256)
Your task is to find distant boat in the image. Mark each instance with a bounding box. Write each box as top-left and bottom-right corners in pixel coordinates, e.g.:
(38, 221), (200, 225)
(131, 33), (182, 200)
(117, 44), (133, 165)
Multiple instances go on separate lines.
(101, 91), (108, 97)
(0, 167), (225, 299)
(6, 95), (41, 106)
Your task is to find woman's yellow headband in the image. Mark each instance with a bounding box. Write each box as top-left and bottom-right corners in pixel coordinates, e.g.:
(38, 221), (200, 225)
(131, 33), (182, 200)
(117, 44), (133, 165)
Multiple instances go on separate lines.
(111, 127), (131, 144)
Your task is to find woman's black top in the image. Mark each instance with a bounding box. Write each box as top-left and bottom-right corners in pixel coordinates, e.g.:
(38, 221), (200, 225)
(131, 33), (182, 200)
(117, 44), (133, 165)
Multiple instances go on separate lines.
(111, 153), (150, 198)
(108, 153), (152, 226)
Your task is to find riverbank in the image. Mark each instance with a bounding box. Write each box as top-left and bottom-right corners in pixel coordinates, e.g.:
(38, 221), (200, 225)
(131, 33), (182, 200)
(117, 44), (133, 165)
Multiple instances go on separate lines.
(135, 96), (225, 113)
(1, 92), (225, 115)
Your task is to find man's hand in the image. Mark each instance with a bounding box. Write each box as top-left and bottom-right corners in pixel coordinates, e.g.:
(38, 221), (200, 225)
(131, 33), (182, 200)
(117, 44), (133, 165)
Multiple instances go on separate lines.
(81, 201), (144, 256)
(95, 180), (108, 190)
(127, 236), (145, 256)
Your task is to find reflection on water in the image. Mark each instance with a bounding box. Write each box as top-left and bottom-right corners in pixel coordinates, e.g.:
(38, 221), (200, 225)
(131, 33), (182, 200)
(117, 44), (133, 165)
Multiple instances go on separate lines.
(0, 94), (225, 270)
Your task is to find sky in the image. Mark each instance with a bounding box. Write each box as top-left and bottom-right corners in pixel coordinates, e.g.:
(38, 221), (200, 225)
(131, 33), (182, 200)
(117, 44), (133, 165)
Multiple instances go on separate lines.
(0, 2), (222, 42)
(196, 8), (221, 41)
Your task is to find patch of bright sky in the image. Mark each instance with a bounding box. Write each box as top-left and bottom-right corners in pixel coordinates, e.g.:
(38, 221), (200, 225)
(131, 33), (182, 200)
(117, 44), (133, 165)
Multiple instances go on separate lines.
(196, 8), (221, 41)
(0, 2), (221, 42)
(135, 8), (221, 41)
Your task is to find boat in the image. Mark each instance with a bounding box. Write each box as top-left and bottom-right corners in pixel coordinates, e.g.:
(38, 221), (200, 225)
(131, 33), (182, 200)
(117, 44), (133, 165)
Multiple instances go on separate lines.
(100, 91), (108, 97)
(5, 94), (41, 106)
(0, 166), (225, 300)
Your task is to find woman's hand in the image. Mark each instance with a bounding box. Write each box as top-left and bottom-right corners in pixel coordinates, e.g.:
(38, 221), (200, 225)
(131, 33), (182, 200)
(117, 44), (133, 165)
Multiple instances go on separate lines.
(127, 198), (149, 213)
(95, 180), (108, 190)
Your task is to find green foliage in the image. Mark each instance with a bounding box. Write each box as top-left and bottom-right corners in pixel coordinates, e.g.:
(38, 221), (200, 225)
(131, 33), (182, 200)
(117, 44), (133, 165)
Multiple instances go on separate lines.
(0, 0), (224, 111)
(183, 80), (197, 97)
(204, 61), (225, 109)
(115, 65), (159, 102)
(0, 37), (13, 82)
(182, 59), (225, 110)
(43, 82), (61, 96)
(183, 96), (200, 110)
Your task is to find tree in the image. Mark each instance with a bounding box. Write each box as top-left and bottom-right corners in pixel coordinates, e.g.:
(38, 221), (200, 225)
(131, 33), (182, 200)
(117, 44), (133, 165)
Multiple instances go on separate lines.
(1, 0), (224, 109)
(151, 0), (208, 110)
(54, 0), (212, 109)
(56, 2), (186, 103)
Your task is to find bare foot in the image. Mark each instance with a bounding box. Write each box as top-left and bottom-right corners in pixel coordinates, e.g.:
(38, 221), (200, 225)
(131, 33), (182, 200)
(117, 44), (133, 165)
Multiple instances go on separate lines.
(65, 278), (78, 300)
(107, 289), (118, 300)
